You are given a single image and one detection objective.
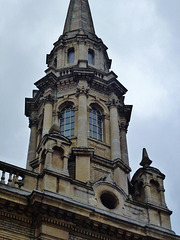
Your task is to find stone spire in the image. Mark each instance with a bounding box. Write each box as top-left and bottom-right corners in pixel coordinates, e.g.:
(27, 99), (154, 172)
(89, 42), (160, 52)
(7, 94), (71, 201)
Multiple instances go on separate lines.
(63, 0), (95, 35)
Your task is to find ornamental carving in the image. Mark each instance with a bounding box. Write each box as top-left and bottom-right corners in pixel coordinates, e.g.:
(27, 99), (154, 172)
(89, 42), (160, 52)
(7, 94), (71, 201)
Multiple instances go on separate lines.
(119, 122), (129, 133)
(103, 113), (110, 120)
(43, 94), (54, 104)
(106, 99), (122, 108)
(76, 86), (89, 97)
(29, 117), (38, 128)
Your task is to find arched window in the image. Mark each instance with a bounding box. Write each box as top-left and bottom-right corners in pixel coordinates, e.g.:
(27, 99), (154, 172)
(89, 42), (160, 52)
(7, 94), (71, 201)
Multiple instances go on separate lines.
(88, 49), (94, 65)
(89, 108), (103, 141)
(60, 106), (75, 137)
(68, 48), (75, 64)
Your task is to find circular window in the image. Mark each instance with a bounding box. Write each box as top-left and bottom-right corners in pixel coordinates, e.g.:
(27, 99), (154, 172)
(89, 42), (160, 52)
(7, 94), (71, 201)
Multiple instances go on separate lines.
(100, 192), (118, 209)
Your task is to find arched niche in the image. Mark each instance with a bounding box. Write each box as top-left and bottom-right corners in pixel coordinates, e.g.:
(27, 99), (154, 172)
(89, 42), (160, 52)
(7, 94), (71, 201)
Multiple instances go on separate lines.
(52, 147), (64, 171)
(150, 179), (161, 205)
(135, 181), (145, 203)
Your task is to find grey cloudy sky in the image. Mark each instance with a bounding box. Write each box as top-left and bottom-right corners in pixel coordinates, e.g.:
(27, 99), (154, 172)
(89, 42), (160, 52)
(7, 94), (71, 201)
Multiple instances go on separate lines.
(0, 0), (180, 234)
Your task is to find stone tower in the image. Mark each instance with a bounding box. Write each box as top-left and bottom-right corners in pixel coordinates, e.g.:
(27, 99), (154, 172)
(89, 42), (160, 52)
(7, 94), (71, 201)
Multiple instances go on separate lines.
(0, 0), (179, 239)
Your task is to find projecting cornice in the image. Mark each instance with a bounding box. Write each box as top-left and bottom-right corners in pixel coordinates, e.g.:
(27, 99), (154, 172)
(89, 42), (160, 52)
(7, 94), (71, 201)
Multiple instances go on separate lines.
(35, 72), (57, 91)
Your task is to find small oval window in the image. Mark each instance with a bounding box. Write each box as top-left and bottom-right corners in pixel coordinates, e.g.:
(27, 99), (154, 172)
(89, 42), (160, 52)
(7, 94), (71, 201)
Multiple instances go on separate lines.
(100, 192), (118, 209)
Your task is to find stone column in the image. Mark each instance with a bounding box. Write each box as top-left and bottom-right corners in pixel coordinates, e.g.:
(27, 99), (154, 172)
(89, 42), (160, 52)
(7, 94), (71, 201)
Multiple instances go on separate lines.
(114, 167), (129, 195)
(144, 182), (151, 203)
(63, 155), (69, 176)
(76, 84), (89, 147)
(26, 116), (38, 170)
(104, 114), (110, 145)
(45, 149), (53, 168)
(53, 110), (59, 126)
(109, 101), (121, 160)
(159, 186), (166, 207)
(120, 122), (129, 166)
(35, 128), (42, 158)
(42, 95), (54, 136)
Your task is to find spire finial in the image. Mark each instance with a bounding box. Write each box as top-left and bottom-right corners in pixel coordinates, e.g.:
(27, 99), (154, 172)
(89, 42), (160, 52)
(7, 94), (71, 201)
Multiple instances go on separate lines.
(140, 148), (152, 168)
(63, 0), (95, 36)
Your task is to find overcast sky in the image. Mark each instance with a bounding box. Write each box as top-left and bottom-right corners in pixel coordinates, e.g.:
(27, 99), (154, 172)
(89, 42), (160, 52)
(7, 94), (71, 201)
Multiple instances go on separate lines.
(0, 0), (180, 235)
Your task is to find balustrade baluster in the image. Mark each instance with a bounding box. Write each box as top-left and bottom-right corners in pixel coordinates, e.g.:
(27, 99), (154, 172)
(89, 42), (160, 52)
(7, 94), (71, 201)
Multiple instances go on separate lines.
(12, 174), (16, 186)
(8, 172), (13, 185)
(14, 173), (19, 187)
(1, 170), (5, 184)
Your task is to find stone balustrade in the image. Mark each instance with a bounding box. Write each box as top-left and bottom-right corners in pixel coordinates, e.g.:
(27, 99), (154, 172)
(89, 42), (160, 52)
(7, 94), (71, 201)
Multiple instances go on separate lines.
(0, 161), (37, 192)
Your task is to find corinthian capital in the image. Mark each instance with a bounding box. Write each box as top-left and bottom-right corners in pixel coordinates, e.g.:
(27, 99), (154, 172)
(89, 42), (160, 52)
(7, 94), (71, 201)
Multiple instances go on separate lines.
(43, 94), (54, 104)
(107, 99), (122, 108)
(29, 117), (38, 128)
(119, 122), (129, 133)
(76, 86), (89, 97)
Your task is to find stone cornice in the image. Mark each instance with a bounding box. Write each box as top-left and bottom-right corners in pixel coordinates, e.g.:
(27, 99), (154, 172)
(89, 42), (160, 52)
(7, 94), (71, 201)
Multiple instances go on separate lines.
(118, 105), (133, 123)
(34, 66), (128, 100)
(72, 147), (94, 158)
(38, 216), (115, 240)
(35, 72), (57, 91)
(126, 190), (172, 215)
(72, 67), (95, 82)
(25, 97), (36, 117)
(113, 158), (132, 174)
(0, 211), (32, 224)
(107, 78), (127, 96)
(0, 186), (177, 239)
(92, 155), (116, 169)
(28, 190), (176, 240)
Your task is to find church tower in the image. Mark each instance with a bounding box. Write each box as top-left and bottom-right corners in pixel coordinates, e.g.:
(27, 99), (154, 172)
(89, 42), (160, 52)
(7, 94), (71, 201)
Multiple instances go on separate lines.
(25, 0), (131, 194)
(0, 1), (179, 239)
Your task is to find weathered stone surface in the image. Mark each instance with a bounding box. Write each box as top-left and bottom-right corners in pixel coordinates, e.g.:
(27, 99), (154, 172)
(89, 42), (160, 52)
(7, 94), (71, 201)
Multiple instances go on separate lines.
(0, 0), (179, 240)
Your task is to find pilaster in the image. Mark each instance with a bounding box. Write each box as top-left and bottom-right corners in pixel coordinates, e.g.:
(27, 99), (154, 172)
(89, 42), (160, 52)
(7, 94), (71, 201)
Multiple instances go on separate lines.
(108, 99), (121, 160)
(103, 114), (110, 145)
(42, 94), (54, 136)
(119, 122), (129, 166)
(72, 147), (94, 183)
(144, 182), (152, 203)
(26, 114), (38, 170)
(76, 82), (89, 147)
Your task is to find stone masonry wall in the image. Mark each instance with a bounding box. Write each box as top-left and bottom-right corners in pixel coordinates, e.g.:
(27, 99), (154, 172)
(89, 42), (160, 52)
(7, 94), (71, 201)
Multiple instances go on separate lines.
(0, 215), (34, 240)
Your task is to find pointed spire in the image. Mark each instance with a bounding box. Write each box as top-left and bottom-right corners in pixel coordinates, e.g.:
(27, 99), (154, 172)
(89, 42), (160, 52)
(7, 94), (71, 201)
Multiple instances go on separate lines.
(63, 0), (95, 35)
(140, 148), (152, 168)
